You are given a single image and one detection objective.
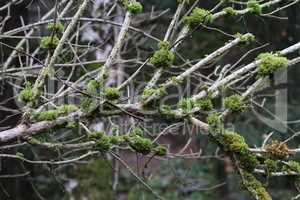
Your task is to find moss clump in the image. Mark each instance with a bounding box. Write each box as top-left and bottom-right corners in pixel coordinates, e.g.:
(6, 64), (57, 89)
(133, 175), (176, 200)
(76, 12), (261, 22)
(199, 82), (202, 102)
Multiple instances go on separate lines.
(256, 53), (289, 77)
(130, 127), (144, 137)
(224, 94), (245, 112)
(195, 98), (213, 111)
(47, 22), (64, 32)
(34, 110), (59, 121)
(141, 87), (166, 102)
(184, 8), (213, 27)
(242, 172), (272, 200)
(86, 79), (101, 94)
(104, 87), (120, 100)
(149, 41), (175, 68)
(235, 33), (256, 45)
(96, 135), (112, 152)
(41, 36), (60, 50)
(223, 7), (238, 16)
(207, 112), (222, 134)
(18, 82), (38, 103)
(126, 2), (143, 14)
(109, 135), (124, 145)
(89, 131), (105, 141)
(283, 161), (300, 173)
(129, 136), (153, 155)
(264, 159), (279, 173)
(264, 140), (290, 158)
(153, 145), (168, 156)
(247, 0), (262, 14)
(177, 98), (194, 113)
(56, 104), (78, 114)
(80, 97), (94, 112)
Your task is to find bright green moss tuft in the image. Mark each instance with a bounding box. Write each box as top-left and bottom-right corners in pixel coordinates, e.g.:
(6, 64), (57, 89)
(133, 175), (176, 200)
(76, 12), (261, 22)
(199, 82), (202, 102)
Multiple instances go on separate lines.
(141, 87), (166, 102)
(242, 172), (272, 200)
(221, 131), (248, 152)
(56, 104), (78, 114)
(18, 82), (38, 103)
(153, 145), (168, 156)
(47, 22), (64, 32)
(283, 161), (300, 173)
(104, 87), (120, 100)
(247, 0), (262, 14)
(224, 94), (245, 112)
(256, 53), (289, 77)
(96, 135), (112, 151)
(130, 127), (144, 137)
(235, 33), (256, 45)
(125, 2), (143, 14)
(86, 79), (101, 94)
(34, 110), (59, 121)
(89, 131), (105, 141)
(129, 136), (153, 155)
(264, 159), (279, 173)
(80, 97), (94, 112)
(177, 98), (194, 113)
(41, 36), (60, 50)
(195, 98), (213, 111)
(207, 112), (222, 134)
(223, 7), (238, 16)
(109, 135), (124, 145)
(149, 41), (175, 68)
(184, 8), (213, 27)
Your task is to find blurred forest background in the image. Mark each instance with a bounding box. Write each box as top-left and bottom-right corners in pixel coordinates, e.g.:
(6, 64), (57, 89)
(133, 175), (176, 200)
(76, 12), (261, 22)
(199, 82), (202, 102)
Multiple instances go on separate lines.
(1, 0), (300, 199)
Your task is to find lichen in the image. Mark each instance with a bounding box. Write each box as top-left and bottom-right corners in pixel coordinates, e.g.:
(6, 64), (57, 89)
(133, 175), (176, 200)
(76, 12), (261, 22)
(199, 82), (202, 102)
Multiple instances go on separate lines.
(247, 0), (262, 15)
(264, 140), (291, 158)
(104, 87), (120, 100)
(242, 172), (272, 200)
(129, 136), (153, 155)
(256, 53), (289, 77)
(153, 145), (168, 156)
(184, 8), (214, 27)
(224, 94), (245, 112)
(149, 41), (175, 68)
(223, 7), (238, 16)
(41, 35), (60, 50)
(47, 22), (64, 32)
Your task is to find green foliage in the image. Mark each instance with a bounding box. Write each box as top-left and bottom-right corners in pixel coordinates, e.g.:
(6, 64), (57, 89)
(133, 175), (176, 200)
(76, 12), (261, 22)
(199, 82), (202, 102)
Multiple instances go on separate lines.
(256, 53), (289, 77)
(122, 0), (143, 14)
(235, 33), (256, 45)
(56, 104), (78, 114)
(184, 8), (213, 27)
(149, 41), (175, 68)
(41, 36), (60, 50)
(195, 98), (213, 111)
(264, 159), (279, 173)
(80, 97), (94, 112)
(18, 82), (38, 103)
(129, 136), (153, 155)
(33, 104), (78, 121)
(223, 7), (238, 16)
(283, 161), (300, 173)
(242, 172), (272, 200)
(178, 97), (213, 113)
(207, 112), (222, 134)
(130, 127), (144, 137)
(104, 87), (120, 100)
(247, 0), (262, 14)
(141, 87), (167, 102)
(153, 145), (168, 156)
(224, 94), (245, 112)
(95, 134), (112, 151)
(47, 22), (64, 32)
(86, 79), (101, 94)
(89, 131), (105, 141)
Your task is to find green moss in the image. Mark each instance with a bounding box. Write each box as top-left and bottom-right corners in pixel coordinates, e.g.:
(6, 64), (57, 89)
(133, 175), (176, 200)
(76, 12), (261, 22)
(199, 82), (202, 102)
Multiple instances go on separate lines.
(126, 2), (143, 14)
(89, 131), (105, 141)
(130, 127), (144, 137)
(184, 8), (213, 27)
(34, 110), (59, 121)
(195, 98), (213, 111)
(86, 79), (101, 94)
(235, 33), (256, 45)
(256, 53), (289, 77)
(141, 87), (166, 102)
(224, 94), (245, 112)
(242, 172), (272, 200)
(80, 97), (94, 112)
(207, 112), (222, 134)
(109, 135), (124, 145)
(149, 41), (175, 68)
(129, 136), (153, 155)
(56, 104), (78, 114)
(264, 159), (279, 173)
(221, 131), (248, 152)
(223, 7), (238, 16)
(18, 82), (38, 103)
(47, 22), (64, 32)
(238, 151), (259, 172)
(247, 0), (262, 14)
(41, 35), (60, 50)
(177, 98), (194, 113)
(283, 161), (300, 173)
(104, 87), (120, 100)
(153, 145), (167, 156)
(95, 135), (112, 151)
